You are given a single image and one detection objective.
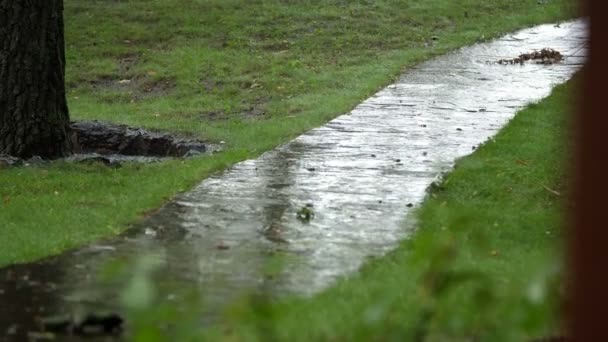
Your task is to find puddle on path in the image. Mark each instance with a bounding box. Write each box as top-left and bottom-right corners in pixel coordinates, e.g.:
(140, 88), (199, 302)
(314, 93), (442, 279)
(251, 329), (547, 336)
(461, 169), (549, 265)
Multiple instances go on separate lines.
(0, 20), (588, 339)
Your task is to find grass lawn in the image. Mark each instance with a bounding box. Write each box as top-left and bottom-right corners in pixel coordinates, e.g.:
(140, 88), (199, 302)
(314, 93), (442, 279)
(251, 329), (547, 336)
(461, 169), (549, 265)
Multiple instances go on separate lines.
(0, 0), (577, 266)
(191, 74), (576, 342)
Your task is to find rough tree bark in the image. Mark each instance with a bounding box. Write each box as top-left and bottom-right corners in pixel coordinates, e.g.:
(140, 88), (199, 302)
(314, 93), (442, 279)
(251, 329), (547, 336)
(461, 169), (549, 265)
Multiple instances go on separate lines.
(0, 0), (72, 159)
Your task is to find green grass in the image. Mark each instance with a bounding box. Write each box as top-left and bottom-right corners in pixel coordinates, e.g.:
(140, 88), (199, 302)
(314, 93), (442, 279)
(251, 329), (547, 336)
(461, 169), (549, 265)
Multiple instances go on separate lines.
(195, 73), (576, 342)
(0, 0), (577, 266)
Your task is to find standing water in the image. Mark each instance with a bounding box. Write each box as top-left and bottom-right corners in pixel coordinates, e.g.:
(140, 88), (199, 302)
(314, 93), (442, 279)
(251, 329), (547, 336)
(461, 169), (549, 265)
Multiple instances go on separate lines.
(0, 20), (588, 338)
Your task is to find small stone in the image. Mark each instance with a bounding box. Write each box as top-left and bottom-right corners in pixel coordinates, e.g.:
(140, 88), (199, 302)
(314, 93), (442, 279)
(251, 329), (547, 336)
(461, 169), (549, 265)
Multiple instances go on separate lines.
(25, 156), (45, 166)
(422, 152), (428, 156)
(86, 245), (116, 253)
(216, 242), (230, 250)
(27, 332), (55, 340)
(371, 154), (376, 158)
(0, 155), (22, 167)
(306, 167), (316, 172)
(395, 159), (401, 163)
(183, 150), (202, 158)
(406, 203), (414, 208)
(80, 313), (124, 335)
(6, 324), (17, 335)
(456, 128), (463, 131)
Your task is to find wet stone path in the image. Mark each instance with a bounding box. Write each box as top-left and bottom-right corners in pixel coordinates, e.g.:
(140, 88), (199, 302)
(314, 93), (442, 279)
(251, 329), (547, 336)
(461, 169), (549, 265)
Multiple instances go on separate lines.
(0, 20), (587, 339)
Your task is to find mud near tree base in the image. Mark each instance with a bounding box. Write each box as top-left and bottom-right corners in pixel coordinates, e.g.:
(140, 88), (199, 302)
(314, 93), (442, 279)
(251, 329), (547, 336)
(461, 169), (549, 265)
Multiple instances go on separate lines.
(70, 121), (212, 158)
(0, 121), (218, 169)
(0, 20), (588, 340)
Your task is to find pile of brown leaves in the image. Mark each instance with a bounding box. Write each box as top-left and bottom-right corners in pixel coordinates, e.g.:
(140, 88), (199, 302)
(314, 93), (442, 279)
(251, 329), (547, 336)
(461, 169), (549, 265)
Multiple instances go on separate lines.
(498, 48), (564, 65)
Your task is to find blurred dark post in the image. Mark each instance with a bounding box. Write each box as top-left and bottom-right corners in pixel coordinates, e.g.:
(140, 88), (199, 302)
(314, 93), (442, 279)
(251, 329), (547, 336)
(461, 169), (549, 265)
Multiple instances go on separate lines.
(571, 0), (608, 340)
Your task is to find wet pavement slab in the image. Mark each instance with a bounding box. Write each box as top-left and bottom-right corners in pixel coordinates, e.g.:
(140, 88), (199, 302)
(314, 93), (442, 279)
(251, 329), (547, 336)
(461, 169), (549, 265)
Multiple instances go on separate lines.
(0, 20), (588, 340)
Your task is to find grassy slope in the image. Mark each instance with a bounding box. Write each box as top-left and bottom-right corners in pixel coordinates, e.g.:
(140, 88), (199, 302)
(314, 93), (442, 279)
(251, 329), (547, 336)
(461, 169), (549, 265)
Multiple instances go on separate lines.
(0, 0), (576, 266)
(208, 75), (576, 342)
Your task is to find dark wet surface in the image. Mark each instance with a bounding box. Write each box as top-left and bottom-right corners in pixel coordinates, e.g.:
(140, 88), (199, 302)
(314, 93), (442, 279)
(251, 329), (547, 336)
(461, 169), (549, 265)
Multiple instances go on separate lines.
(1, 121), (221, 170)
(70, 121), (214, 158)
(0, 21), (587, 340)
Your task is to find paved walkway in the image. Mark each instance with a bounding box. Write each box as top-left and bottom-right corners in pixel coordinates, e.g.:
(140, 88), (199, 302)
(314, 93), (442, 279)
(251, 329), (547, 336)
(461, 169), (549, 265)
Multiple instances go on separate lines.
(0, 20), (588, 339)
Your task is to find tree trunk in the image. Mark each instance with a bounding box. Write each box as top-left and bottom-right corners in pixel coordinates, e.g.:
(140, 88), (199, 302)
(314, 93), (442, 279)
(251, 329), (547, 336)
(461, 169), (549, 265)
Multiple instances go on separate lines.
(0, 0), (72, 159)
